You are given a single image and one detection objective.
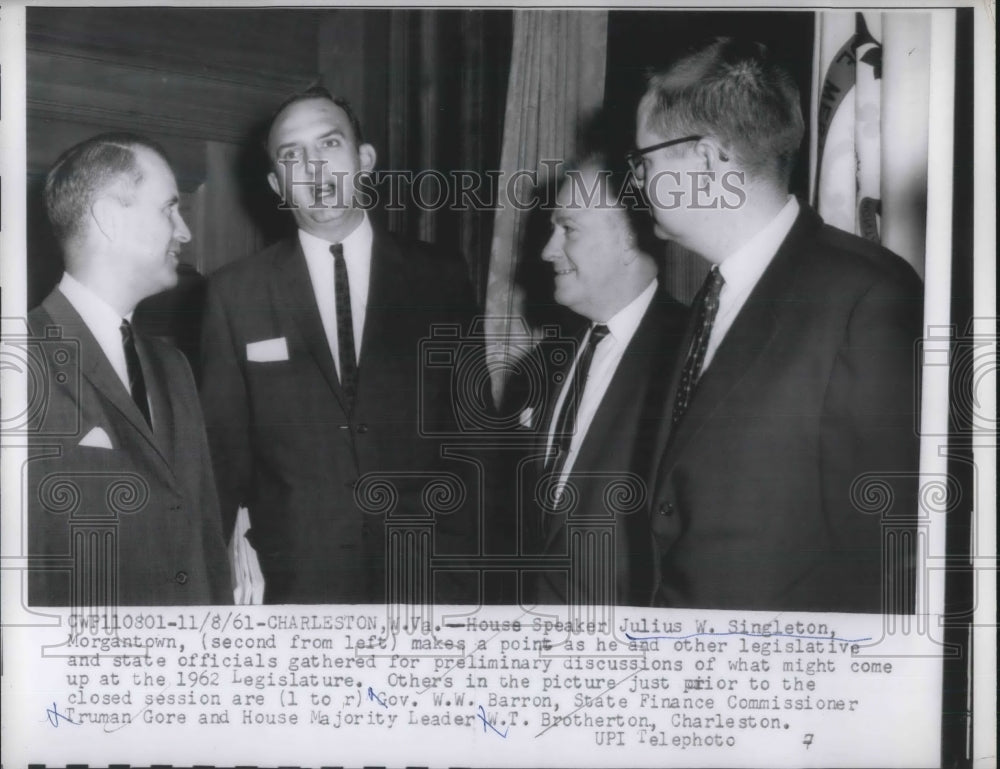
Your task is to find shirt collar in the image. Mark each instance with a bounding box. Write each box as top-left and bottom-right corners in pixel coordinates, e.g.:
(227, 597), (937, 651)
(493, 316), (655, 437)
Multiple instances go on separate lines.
(59, 271), (132, 327)
(297, 211), (373, 265)
(718, 196), (799, 294)
(602, 278), (658, 343)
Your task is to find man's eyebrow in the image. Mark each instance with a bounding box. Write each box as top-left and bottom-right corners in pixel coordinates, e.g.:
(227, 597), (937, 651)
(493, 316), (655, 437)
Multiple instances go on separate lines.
(274, 129), (346, 155)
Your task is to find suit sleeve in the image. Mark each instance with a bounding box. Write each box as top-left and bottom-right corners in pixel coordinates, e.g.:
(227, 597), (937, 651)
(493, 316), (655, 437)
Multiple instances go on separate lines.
(820, 272), (923, 613)
(199, 279), (252, 543)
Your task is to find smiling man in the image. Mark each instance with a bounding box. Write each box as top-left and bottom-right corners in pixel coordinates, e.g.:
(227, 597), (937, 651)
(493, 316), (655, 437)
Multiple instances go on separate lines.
(28, 133), (232, 606)
(200, 87), (483, 604)
(527, 159), (686, 606)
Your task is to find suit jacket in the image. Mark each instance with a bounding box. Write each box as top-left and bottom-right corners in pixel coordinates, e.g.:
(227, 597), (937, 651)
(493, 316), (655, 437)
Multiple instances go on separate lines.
(528, 291), (688, 606)
(647, 206), (923, 613)
(200, 229), (482, 604)
(27, 289), (232, 606)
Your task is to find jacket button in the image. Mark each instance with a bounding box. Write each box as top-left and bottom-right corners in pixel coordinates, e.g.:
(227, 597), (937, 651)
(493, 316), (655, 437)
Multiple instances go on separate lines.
(174, 571), (188, 584)
(356, 423), (369, 434)
(658, 502), (674, 516)
(169, 503), (181, 511)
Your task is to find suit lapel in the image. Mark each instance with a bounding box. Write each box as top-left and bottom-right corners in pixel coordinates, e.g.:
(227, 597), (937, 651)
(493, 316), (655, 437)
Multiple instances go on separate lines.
(357, 229), (405, 375)
(571, 306), (658, 475)
(543, 303), (667, 549)
(533, 327), (581, 546)
(274, 238), (352, 413)
(653, 210), (817, 480)
(646, 294), (700, 475)
(41, 290), (177, 481)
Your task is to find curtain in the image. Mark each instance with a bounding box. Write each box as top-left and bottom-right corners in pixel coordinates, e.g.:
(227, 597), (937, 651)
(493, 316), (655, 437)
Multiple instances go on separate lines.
(810, 11), (955, 279)
(484, 10), (608, 402)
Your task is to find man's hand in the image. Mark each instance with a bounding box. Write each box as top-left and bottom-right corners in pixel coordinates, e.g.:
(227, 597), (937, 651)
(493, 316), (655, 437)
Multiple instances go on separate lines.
(229, 506), (265, 604)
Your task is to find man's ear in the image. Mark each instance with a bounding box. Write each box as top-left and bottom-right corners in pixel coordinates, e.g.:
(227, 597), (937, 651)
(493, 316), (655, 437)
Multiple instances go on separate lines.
(694, 137), (729, 170)
(90, 196), (117, 243)
(358, 143), (377, 173)
(267, 171), (281, 198)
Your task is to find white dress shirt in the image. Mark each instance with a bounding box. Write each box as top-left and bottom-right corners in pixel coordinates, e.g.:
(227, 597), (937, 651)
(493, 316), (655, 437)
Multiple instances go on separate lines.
(546, 279), (658, 484)
(298, 213), (373, 376)
(58, 271), (154, 427)
(59, 272), (133, 393)
(701, 196), (799, 375)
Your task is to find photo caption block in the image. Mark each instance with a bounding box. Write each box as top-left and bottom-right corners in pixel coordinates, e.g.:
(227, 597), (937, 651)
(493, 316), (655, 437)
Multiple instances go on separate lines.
(6, 605), (941, 767)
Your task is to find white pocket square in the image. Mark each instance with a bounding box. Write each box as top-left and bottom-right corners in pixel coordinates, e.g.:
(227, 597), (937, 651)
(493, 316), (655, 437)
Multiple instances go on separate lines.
(79, 426), (113, 449)
(519, 406), (535, 429)
(246, 337), (289, 363)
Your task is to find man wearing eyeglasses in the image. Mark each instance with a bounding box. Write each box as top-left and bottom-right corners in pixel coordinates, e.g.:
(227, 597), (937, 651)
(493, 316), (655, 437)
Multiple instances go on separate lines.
(632, 38), (923, 613)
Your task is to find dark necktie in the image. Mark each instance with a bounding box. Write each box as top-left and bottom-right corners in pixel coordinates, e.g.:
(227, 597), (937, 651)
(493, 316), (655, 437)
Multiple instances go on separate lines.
(330, 243), (358, 409)
(119, 319), (152, 429)
(548, 324), (610, 470)
(672, 266), (725, 424)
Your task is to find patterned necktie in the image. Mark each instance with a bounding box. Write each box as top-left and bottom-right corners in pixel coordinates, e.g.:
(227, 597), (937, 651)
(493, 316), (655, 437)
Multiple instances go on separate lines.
(330, 243), (358, 409)
(119, 319), (152, 429)
(549, 324), (611, 469)
(671, 266), (724, 424)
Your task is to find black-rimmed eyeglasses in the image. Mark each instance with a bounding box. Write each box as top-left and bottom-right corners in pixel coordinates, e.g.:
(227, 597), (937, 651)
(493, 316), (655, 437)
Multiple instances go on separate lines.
(625, 135), (703, 176)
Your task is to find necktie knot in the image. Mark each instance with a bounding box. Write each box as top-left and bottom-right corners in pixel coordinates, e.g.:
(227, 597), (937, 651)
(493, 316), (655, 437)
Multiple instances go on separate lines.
(704, 266), (725, 307)
(330, 243), (344, 260)
(589, 323), (611, 347)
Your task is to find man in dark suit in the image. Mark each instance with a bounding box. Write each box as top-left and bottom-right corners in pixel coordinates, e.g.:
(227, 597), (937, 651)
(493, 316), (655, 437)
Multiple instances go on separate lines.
(631, 39), (923, 613)
(28, 133), (232, 606)
(200, 87), (481, 604)
(525, 160), (687, 606)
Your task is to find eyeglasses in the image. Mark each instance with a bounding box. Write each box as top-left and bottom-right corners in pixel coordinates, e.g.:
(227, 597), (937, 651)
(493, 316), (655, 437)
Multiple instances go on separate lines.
(625, 135), (703, 176)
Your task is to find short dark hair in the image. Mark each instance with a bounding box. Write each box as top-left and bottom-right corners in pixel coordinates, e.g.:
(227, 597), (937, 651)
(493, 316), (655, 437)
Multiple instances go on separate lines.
(641, 38), (804, 186)
(564, 152), (633, 203)
(266, 85), (365, 151)
(44, 132), (170, 246)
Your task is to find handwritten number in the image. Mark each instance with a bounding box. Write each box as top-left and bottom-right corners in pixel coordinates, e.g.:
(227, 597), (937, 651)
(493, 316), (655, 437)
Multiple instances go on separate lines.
(803, 733), (814, 749)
